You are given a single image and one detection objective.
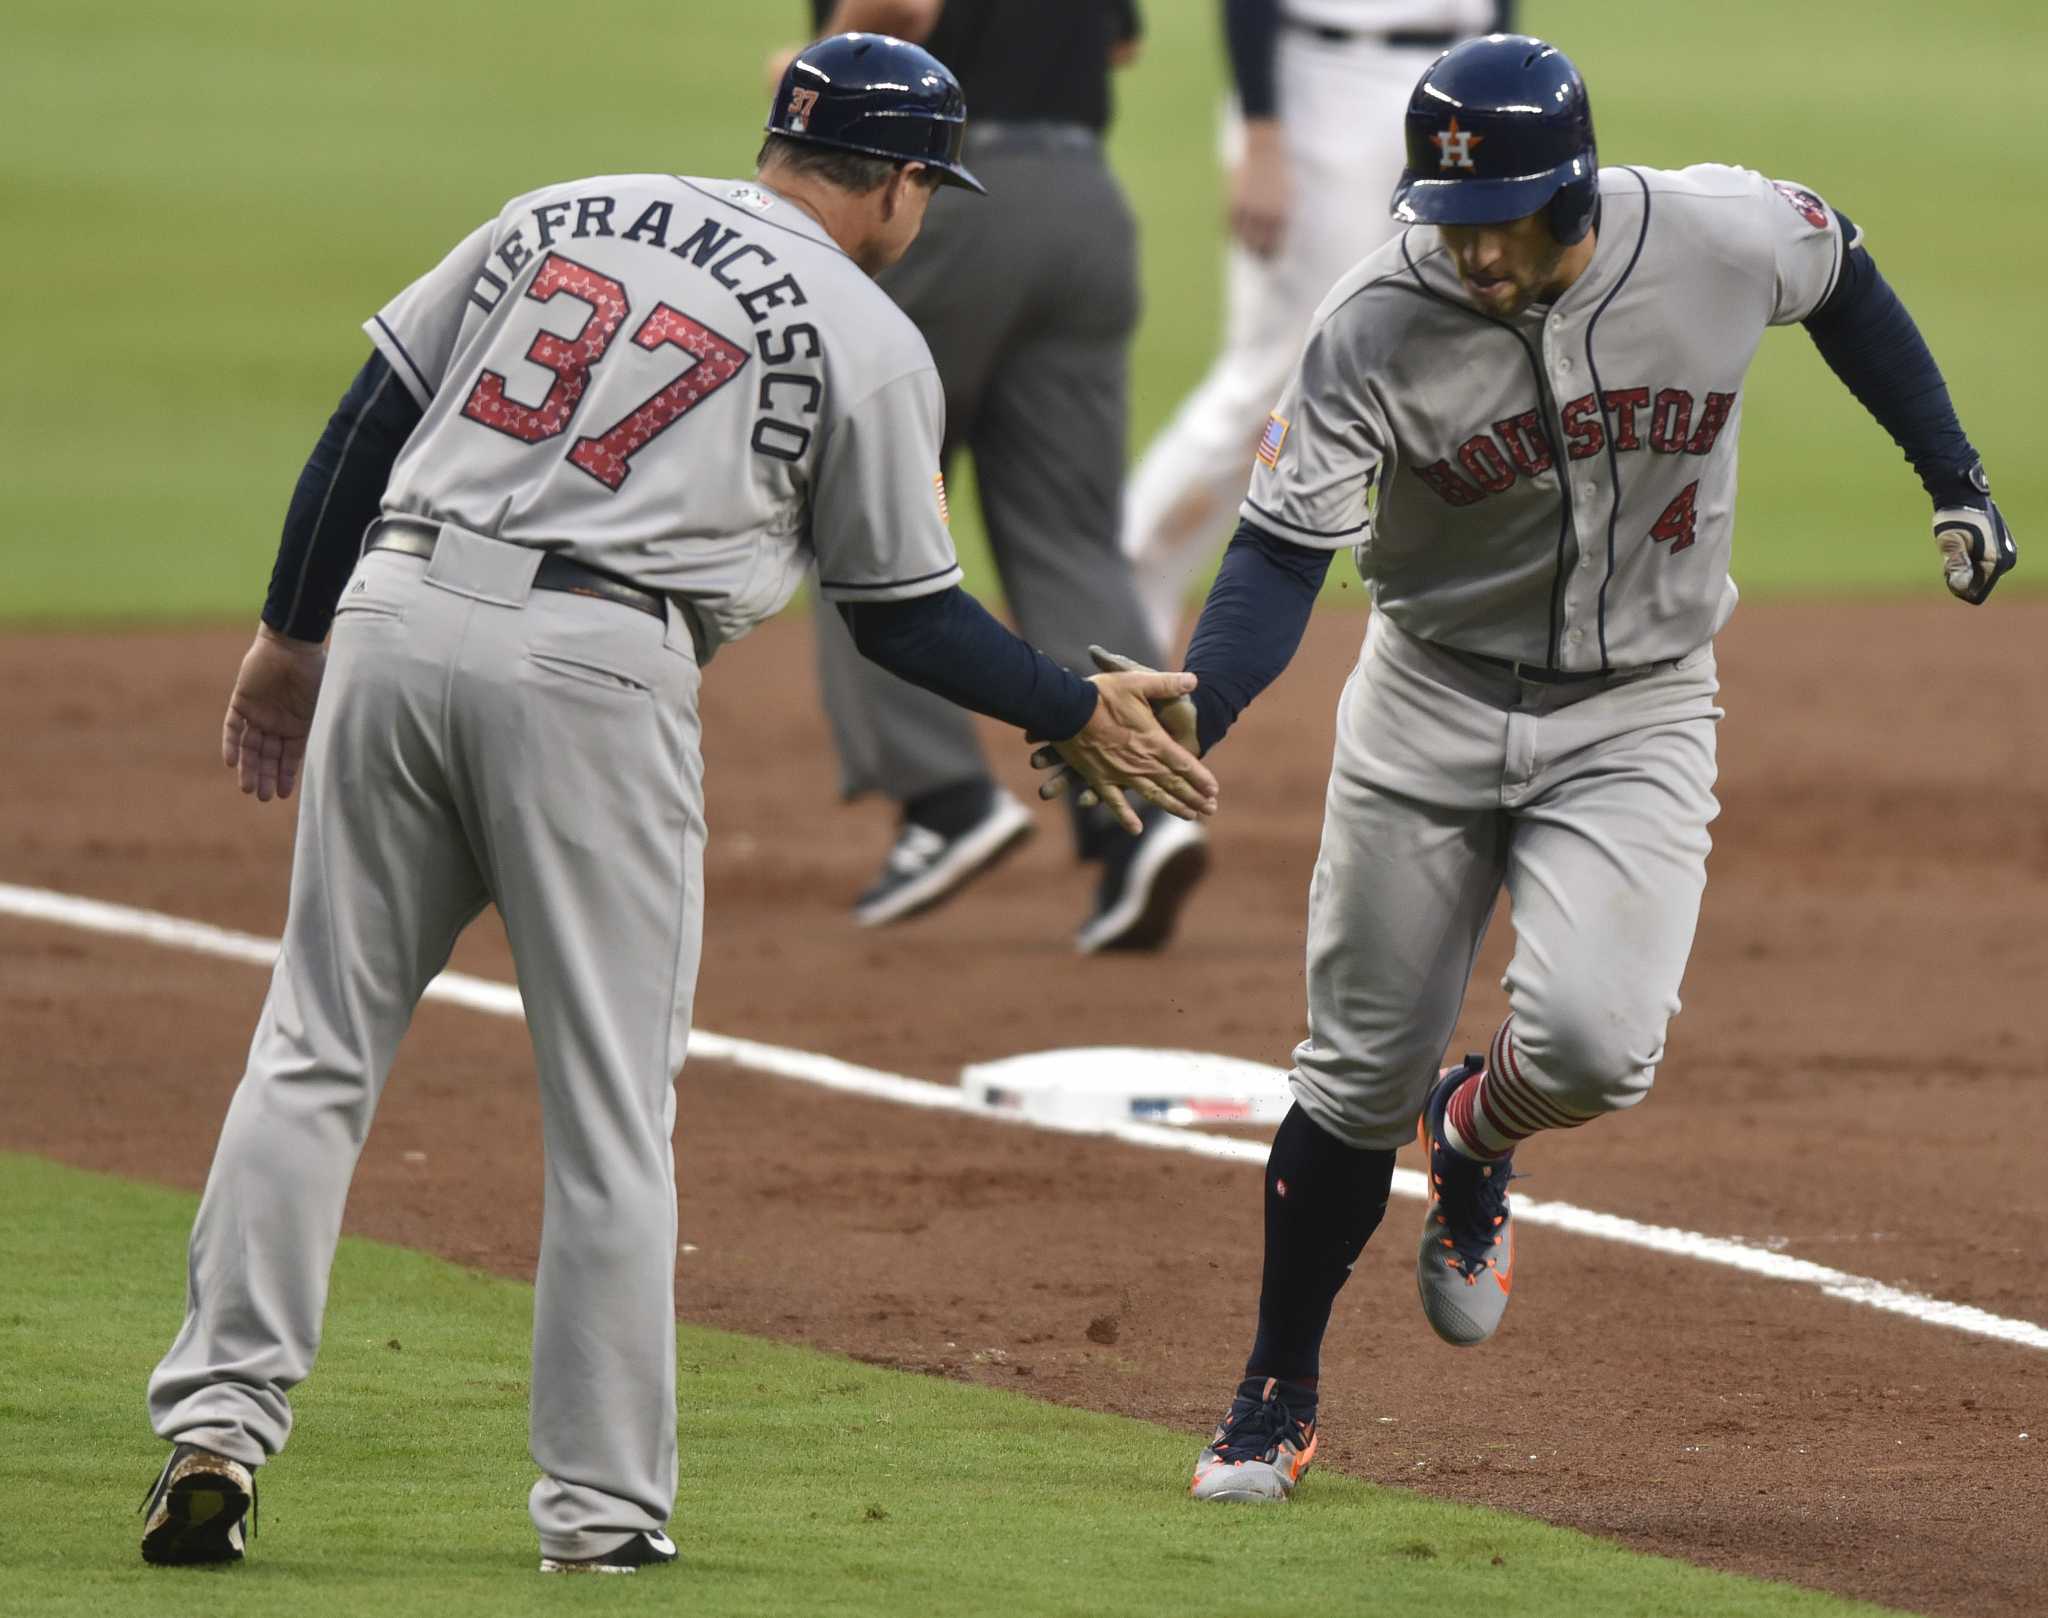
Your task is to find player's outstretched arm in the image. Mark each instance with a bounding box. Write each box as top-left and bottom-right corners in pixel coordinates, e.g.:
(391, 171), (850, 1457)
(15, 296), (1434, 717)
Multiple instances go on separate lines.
(1181, 518), (1332, 751)
(839, 589), (1218, 833)
(1802, 217), (2017, 603)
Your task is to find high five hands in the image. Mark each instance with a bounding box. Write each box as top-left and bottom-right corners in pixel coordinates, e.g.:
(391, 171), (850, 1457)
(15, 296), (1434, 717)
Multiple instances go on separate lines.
(1032, 647), (1212, 833)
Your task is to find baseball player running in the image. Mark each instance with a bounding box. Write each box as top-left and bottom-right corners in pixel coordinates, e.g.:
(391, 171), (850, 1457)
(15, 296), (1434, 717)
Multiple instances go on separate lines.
(138, 34), (1215, 1573)
(1122, 0), (1509, 653)
(1062, 34), (2016, 1502)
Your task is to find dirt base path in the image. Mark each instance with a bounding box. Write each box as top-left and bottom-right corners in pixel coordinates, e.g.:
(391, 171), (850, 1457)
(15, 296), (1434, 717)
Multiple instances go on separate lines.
(5, 602), (2045, 1616)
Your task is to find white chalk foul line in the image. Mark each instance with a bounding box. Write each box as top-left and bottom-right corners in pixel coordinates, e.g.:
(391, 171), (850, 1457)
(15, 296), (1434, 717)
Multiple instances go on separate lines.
(5, 880), (2044, 1355)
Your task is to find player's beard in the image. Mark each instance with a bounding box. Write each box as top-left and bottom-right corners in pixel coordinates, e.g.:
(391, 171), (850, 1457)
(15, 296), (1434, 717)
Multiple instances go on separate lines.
(1469, 238), (1569, 317)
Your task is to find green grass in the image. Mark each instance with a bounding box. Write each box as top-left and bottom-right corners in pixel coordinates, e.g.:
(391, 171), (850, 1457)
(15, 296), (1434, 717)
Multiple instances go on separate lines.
(3, 1151), (1911, 1617)
(2, 0), (2040, 622)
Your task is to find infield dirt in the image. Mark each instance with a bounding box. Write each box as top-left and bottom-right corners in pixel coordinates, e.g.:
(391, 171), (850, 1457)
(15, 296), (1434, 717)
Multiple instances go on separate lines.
(5, 602), (2045, 1617)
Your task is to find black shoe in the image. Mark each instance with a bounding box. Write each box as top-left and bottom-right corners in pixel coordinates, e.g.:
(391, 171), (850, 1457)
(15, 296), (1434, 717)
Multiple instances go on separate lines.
(539, 1529), (679, 1574)
(854, 789), (1034, 926)
(1075, 811), (1209, 953)
(139, 1444), (255, 1566)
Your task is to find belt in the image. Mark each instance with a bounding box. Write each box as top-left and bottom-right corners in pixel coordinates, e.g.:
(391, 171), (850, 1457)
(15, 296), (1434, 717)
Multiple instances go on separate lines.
(367, 522), (666, 621)
(1459, 647), (1674, 685)
(1283, 19), (1459, 48)
(961, 121), (1100, 156)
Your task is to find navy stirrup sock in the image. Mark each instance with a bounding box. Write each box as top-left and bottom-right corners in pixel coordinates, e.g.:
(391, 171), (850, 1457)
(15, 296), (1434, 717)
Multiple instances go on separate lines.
(1245, 1103), (1398, 1386)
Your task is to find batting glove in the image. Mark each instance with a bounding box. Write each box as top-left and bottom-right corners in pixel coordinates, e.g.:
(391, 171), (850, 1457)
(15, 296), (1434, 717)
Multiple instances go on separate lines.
(1934, 493), (2017, 606)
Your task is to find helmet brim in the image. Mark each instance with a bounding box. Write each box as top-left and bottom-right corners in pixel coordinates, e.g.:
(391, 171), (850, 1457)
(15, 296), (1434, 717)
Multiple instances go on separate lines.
(1391, 169), (1569, 227)
(760, 126), (987, 195)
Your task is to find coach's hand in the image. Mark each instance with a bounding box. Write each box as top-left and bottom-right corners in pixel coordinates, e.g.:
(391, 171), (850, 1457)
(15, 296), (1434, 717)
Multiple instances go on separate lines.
(1036, 670), (1218, 835)
(1035, 646), (1201, 815)
(222, 623), (326, 802)
(1934, 496), (2017, 605)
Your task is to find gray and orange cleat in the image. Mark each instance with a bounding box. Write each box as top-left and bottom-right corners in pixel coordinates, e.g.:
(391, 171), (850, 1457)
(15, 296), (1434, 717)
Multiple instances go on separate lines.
(139, 1444), (255, 1566)
(1188, 1376), (1319, 1502)
(1416, 1054), (1516, 1346)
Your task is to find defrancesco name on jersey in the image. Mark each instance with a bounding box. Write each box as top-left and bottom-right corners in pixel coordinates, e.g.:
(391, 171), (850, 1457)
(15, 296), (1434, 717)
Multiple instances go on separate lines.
(463, 190), (822, 465)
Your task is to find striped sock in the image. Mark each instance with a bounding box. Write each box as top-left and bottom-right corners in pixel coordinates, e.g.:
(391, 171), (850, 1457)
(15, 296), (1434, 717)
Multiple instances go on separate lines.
(1444, 1017), (1595, 1160)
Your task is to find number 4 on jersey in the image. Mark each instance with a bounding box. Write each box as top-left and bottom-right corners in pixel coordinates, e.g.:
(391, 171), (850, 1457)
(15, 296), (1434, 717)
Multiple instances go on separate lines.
(461, 251), (747, 492)
(1649, 480), (1700, 553)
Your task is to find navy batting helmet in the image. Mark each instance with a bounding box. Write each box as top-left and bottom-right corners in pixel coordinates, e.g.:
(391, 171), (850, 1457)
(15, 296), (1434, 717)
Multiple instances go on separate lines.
(1390, 35), (1598, 245)
(766, 33), (985, 195)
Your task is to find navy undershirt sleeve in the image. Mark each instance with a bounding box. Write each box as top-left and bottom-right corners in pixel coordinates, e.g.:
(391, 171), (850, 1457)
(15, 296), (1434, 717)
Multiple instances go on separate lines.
(263, 351), (424, 641)
(1224, 0), (1281, 119)
(840, 589), (1100, 742)
(1184, 519), (1332, 754)
(1803, 215), (1984, 509)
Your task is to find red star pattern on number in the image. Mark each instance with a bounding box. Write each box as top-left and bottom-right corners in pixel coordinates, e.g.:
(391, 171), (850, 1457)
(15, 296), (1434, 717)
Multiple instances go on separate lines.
(462, 256), (629, 444)
(568, 306), (747, 490)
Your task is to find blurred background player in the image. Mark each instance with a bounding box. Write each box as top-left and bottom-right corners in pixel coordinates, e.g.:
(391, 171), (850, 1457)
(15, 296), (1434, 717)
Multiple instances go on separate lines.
(781, 0), (1210, 953)
(1122, 0), (1511, 651)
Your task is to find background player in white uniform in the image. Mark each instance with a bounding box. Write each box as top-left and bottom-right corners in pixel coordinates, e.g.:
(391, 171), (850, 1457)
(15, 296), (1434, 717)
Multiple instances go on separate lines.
(137, 36), (1216, 1573)
(1121, 0), (1508, 651)
(1043, 35), (2015, 1503)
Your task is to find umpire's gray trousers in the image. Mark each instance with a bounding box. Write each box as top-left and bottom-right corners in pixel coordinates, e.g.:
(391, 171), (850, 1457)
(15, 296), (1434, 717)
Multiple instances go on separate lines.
(814, 131), (1162, 810)
(148, 529), (705, 1562)
(1291, 613), (1723, 1150)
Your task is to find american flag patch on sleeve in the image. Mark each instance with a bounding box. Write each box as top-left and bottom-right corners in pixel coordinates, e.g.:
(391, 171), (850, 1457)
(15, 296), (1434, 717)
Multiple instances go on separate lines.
(934, 471), (950, 526)
(1255, 412), (1290, 468)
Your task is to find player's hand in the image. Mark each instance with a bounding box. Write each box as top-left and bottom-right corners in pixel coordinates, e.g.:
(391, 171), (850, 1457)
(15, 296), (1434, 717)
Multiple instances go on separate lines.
(1229, 119), (1290, 259)
(1032, 669), (1218, 835)
(222, 623), (326, 802)
(1934, 496), (2017, 605)
(1035, 646), (1200, 811)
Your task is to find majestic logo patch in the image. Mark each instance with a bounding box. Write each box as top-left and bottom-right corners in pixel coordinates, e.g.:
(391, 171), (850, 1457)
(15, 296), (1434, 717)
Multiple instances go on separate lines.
(1771, 181), (1829, 230)
(1256, 412), (1290, 468)
(787, 86), (820, 132)
(1433, 117), (1484, 171)
(933, 472), (950, 526)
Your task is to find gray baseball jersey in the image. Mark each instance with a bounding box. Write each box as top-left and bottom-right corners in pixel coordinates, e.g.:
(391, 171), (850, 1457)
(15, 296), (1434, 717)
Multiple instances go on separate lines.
(1243, 164), (1846, 669)
(366, 173), (961, 657)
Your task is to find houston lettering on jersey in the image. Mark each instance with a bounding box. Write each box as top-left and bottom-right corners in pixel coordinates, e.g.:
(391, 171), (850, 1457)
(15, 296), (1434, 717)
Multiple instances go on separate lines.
(463, 191), (823, 465)
(1412, 387), (1737, 508)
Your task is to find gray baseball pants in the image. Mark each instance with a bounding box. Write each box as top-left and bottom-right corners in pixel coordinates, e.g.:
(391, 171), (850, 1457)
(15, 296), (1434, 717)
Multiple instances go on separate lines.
(148, 529), (705, 1562)
(1290, 613), (1722, 1150)
(814, 132), (1161, 812)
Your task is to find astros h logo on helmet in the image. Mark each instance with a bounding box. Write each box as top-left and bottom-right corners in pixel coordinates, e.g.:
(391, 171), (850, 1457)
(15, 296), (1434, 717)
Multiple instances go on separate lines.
(1432, 117), (1484, 171)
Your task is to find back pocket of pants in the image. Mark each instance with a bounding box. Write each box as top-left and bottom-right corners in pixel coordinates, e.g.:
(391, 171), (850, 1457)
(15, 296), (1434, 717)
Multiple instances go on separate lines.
(525, 650), (652, 697)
